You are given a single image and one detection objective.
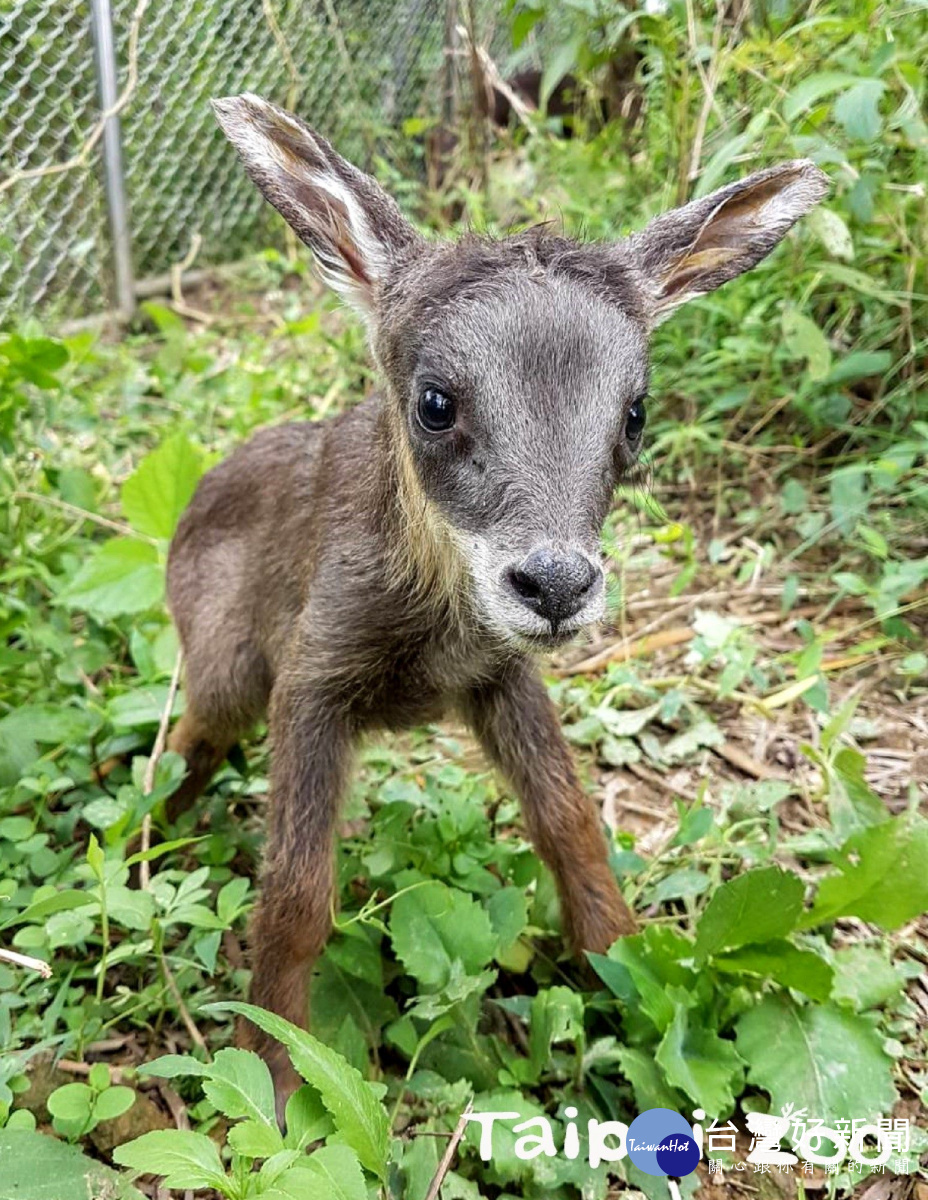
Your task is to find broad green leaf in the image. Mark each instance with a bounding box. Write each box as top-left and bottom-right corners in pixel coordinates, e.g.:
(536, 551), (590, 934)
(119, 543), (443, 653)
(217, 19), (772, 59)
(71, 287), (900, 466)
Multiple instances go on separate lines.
(782, 72), (861, 121)
(806, 207), (853, 260)
(390, 880), (497, 989)
(202, 1048), (277, 1128)
(283, 1085), (335, 1151)
(265, 1144), (368, 1200)
(401, 1132), (441, 1200)
(829, 464), (868, 535)
(601, 700), (661, 737)
(113, 1129), (228, 1191)
(713, 940), (833, 1001)
(140, 300), (186, 336)
(106, 885), (154, 931)
(694, 111), (769, 198)
(823, 351), (892, 385)
(46, 1083), (93, 1122)
(85, 834), (104, 879)
(216, 1002), (389, 1180)
(58, 466), (97, 510)
(820, 694), (863, 754)
(0, 1129), (144, 1199)
(695, 866), (804, 962)
(737, 995), (896, 1124)
(671, 801), (714, 844)
(782, 308), (831, 381)
(3, 335), (68, 387)
(651, 868), (711, 905)
(825, 746), (888, 838)
(487, 887), (528, 953)
(655, 990), (744, 1115)
(406, 963), (497, 1022)
(138, 1054), (211, 1079)
(81, 795), (129, 831)
(512, 7), (543, 48)
(216, 876), (251, 924)
(831, 945), (908, 1011)
(0, 722), (37, 788)
(833, 78), (886, 140)
(60, 538), (163, 618)
(539, 35), (583, 109)
(124, 836), (201, 869)
(109, 684), (184, 730)
(529, 987), (584, 1074)
(587, 952), (635, 1004)
(121, 433), (206, 540)
(821, 264), (904, 305)
(310, 953), (397, 1047)
(801, 815), (928, 930)
(780, 479), (807, 516)
(3, 890), (93, 929)
(88, 1063), (110, 1091)
(227, 1118), (286, 1158)
(616, 1046), (685, 1113)
(0, 704), (100, 747)
(258, 1149), (301, 1187)
(92, 1085), (136, 1122)
(606, 927), (697, 1033)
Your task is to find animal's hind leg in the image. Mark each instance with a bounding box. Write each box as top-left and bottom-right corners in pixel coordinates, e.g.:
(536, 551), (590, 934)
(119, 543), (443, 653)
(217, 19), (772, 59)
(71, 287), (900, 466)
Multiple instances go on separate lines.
(165, 709), (235, 823)
(165, 641), (273, 824)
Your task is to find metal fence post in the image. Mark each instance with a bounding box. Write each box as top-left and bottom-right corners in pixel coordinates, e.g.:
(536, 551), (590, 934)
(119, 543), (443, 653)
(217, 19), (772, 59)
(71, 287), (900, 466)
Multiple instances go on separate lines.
(90, 0), (135, 320)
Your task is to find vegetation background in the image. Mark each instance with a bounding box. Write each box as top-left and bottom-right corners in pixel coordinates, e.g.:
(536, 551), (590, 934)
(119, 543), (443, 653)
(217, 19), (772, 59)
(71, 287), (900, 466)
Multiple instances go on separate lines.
(0, 1), (926, 1198)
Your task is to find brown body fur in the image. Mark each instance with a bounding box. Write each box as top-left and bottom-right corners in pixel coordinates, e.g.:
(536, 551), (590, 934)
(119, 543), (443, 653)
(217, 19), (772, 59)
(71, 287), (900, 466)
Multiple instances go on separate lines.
(167, 397), (636, 1105)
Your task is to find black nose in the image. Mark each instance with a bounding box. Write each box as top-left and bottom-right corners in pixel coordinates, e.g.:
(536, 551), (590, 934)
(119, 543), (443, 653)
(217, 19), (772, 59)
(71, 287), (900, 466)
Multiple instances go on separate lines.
(506, 548), (599, 624)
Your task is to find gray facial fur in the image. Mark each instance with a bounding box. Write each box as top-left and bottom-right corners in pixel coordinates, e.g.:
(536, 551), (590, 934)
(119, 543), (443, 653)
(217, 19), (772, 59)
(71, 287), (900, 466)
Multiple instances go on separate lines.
(384, 267), (649, 643)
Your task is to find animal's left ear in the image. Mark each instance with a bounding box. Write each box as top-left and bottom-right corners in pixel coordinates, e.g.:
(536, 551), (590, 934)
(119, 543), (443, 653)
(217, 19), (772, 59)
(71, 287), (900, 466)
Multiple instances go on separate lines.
(212, 93), (423, 316)
(627, 160), (829, 326)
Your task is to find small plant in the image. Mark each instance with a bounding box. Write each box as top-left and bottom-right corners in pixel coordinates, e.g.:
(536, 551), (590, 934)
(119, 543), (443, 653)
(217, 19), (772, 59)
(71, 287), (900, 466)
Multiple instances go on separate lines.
(47, 1063), (135, 1142)
(115, 1005), (389, 1199)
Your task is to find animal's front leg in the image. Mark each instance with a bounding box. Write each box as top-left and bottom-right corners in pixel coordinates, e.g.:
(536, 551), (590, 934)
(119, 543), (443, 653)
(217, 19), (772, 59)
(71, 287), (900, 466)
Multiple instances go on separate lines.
(243, 676), (354, 1120)
(462, 662), (637, 954)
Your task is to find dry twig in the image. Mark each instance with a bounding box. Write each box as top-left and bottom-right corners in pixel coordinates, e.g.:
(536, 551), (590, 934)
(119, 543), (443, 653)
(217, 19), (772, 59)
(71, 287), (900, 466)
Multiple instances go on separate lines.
(161, 954), (208, 1055)
(0, 947), (52, 978)
(560, 626), (695, 677)
(139, 651), (184, 889)
(170, 234), (213, 325)
(424, 1100), (474, 1200)
(455, 22), (537, 128)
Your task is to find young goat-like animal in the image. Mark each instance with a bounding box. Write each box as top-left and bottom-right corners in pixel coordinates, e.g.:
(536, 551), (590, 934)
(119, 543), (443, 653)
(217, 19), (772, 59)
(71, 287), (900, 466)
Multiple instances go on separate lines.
(167, 93), (827, 1106)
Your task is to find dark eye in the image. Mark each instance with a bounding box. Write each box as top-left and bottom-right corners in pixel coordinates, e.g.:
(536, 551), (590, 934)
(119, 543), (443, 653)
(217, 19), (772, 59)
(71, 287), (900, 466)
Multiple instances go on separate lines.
(625, 396), (646, 443)
(417, 387), (456, 433)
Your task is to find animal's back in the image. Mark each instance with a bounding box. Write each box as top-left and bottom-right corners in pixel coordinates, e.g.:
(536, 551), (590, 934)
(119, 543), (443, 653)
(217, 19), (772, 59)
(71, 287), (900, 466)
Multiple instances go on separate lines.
(167, 420), (327, 731)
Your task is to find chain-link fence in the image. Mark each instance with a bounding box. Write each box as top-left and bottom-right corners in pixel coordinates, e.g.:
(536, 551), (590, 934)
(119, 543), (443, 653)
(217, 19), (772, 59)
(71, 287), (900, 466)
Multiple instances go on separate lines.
(0, 0), (459, 327)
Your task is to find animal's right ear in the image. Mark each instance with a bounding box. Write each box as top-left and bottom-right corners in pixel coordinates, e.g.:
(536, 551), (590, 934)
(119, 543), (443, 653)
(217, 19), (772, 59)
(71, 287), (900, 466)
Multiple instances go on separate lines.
(626, 160), (829, 326)
(212, 94), (422, 315)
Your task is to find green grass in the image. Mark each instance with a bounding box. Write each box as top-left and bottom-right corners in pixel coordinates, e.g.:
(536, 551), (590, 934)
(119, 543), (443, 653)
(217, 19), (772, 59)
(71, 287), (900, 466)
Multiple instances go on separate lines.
(0, 1), (926, 1197)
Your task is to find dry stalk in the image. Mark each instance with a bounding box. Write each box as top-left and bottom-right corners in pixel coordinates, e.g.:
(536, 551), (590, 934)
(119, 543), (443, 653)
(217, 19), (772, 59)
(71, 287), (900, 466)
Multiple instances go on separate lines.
(170, 234), (213, 324)
(424, 1100), (474, 1200)
(139, 652), (183, 889)
(0, 947), (52, 978)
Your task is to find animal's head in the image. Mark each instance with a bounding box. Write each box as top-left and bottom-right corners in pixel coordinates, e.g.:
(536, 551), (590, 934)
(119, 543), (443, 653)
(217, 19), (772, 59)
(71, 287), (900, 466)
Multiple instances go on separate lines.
(214, 94), (827, 649)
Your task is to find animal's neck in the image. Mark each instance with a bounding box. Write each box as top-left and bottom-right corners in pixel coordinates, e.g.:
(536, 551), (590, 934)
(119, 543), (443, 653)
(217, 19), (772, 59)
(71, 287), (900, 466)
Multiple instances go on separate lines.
(371, 401), (472, 624)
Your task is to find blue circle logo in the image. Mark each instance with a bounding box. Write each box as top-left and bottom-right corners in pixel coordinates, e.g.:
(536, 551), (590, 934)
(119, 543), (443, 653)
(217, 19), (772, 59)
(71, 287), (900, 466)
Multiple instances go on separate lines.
(656, 1133), (700, 1176)
(627, 1108), (697, 1177)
